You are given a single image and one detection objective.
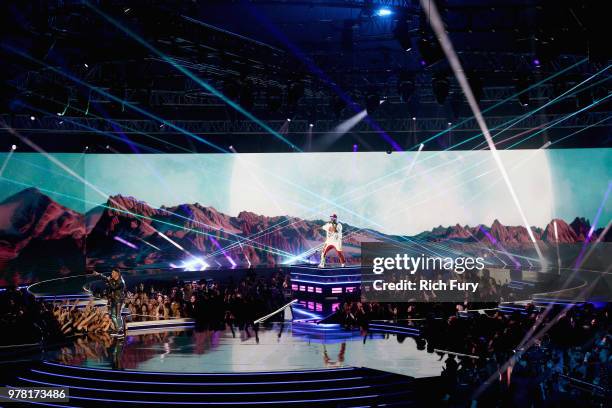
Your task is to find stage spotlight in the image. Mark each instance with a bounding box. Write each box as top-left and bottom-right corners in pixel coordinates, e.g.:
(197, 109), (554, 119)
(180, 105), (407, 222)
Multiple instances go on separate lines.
(353, 144), (358, 152)
(412, 116), (417, 121)
(397, 70), (415, 102)
(85, 146), (89, 150)
(11, 145), (16, 150)
(84, 63), (89, 69)
(325, 109), (367, 145)
(105, 145), (110, 150)
(30, 115), (35, 121)
(393, 15), (413, 51)
(286, 118), (292, 122)
(376, 8), (392, 17)
(432, 75), (449, 105)
(309, 123), (314, 127)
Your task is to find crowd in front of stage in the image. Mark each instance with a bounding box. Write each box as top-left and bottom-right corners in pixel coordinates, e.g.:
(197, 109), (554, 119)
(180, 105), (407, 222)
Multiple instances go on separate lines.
(119, 271), (291, 332)
(332, 299), (610, 407)
(0, 286), (63, 346)
(0, 270), (291, 346)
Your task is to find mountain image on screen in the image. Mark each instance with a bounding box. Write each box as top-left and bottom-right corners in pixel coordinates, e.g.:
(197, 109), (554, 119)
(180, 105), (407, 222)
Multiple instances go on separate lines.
(0, 188), (609, 285)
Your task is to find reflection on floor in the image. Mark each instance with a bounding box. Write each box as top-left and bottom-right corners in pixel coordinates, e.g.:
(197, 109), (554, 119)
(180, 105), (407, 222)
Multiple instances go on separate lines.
(49, 322), (444, 378)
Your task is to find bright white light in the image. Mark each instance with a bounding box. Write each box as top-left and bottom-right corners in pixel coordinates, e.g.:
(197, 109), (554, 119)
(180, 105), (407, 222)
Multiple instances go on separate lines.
(420, 0), (545, 264)
(11, 145), (17, 151)
(412, 117), (417, 121)
(30, 116), (35, 121)
(309, 123), (314, 127)
(376, 8), (392, 17)
(182, 257), (209, 271)
(286, 118), (292, 122)
(157, 231), (185, 251)
(282, 254), (311, 265)
(328, 109), (368, 137)
(84, 63), (89, 68)
(226, 256), (237, 267)
(171, 256), (209, 271)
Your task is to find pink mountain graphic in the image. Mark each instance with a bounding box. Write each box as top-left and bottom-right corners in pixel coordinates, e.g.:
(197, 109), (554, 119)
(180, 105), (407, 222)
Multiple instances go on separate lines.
(0, 188), (608, 284)
(0, 188), (85, 285)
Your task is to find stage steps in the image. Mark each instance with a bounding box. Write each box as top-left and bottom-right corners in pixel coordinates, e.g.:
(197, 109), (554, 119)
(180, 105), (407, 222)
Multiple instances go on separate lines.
(3, 361), (421, 406)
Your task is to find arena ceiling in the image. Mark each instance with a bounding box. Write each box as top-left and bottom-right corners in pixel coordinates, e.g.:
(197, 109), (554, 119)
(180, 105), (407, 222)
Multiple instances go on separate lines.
(0, 0), (610, 152)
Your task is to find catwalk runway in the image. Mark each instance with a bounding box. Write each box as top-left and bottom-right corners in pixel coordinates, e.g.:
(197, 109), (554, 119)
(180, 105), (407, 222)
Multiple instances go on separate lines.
(47, 323), (444, 378)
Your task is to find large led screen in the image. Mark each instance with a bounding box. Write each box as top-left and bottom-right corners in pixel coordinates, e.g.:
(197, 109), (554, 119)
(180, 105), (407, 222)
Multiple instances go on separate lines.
(0, 149), (609, 285)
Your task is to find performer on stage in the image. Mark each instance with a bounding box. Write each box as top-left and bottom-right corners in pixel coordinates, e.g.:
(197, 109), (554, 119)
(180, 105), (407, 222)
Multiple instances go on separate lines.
(92, 269), (126, 336)
(319, 214), (346, 268)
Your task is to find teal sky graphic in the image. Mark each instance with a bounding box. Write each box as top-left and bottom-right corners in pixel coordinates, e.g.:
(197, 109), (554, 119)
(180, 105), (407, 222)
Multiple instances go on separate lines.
(0, 149), (609, 235)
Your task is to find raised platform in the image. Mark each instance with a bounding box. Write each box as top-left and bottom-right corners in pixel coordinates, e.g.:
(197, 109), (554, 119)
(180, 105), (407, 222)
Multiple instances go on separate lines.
(0, 321), (443, 406)
(4, 361), (425, 406)
(289, 264), (362, 316)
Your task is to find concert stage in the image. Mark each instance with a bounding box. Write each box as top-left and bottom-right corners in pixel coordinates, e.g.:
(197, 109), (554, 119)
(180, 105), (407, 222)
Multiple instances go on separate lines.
(2, 323), (443, 406)
(5, 263), (607, 406)
(0, 265), (451, 406)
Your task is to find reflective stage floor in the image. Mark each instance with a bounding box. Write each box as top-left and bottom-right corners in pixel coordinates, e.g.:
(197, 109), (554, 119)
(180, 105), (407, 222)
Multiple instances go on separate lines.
(47, 322), (444, 378)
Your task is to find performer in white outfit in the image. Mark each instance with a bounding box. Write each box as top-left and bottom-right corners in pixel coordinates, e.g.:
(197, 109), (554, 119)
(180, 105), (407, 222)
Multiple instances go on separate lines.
(319, 214), (346, 268)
